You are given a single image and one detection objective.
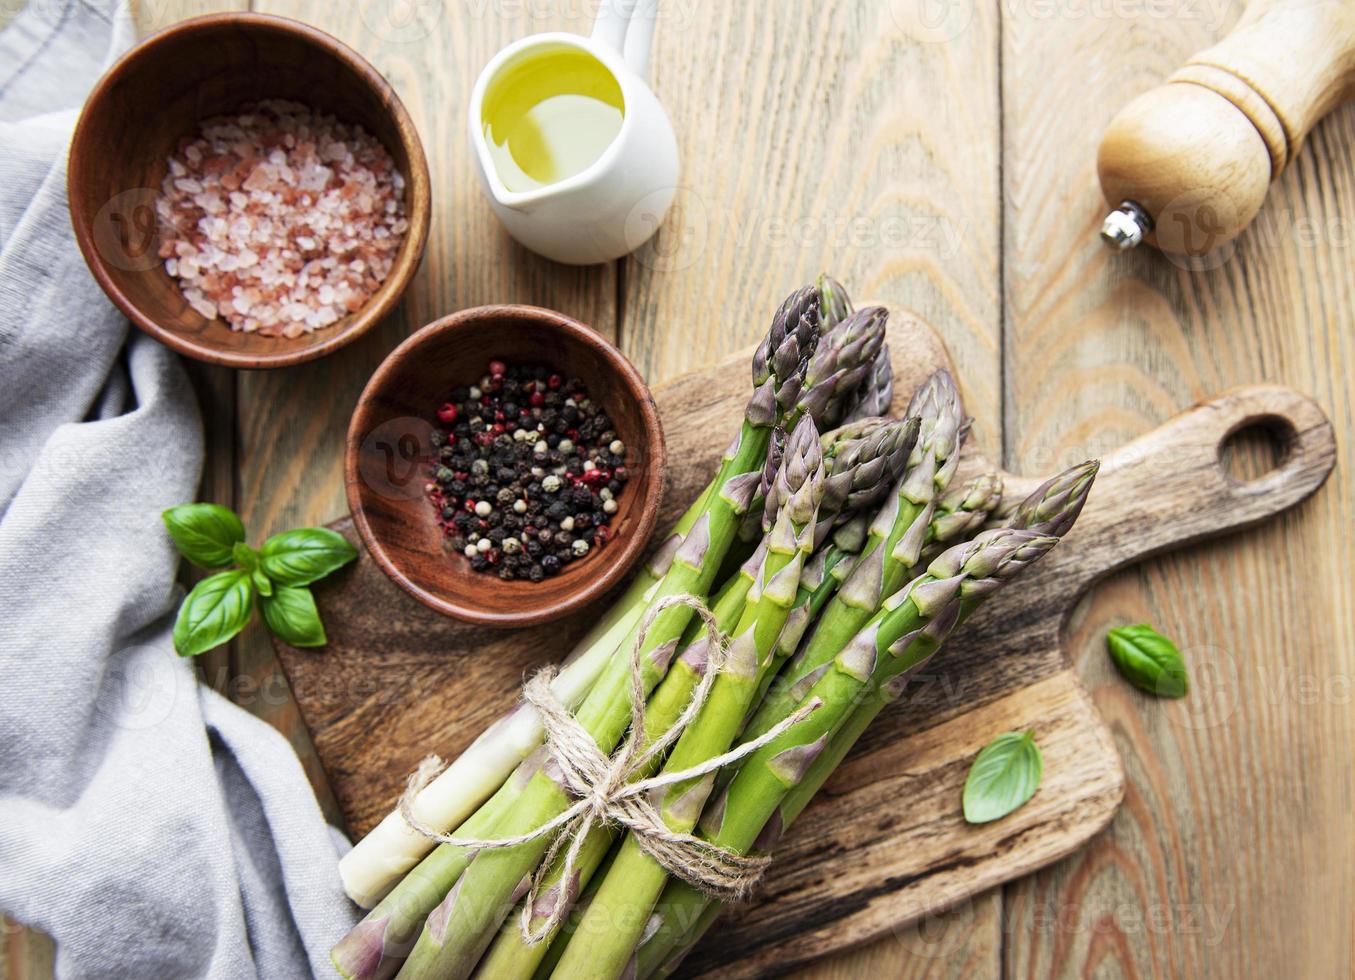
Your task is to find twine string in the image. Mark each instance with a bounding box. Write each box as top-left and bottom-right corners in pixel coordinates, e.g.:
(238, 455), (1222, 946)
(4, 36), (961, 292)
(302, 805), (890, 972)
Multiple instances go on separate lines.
(397, 593), (820, 944)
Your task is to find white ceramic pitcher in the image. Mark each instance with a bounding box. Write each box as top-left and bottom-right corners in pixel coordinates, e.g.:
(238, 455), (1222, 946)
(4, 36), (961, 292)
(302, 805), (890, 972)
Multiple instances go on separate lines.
(467, 0), (679, 265)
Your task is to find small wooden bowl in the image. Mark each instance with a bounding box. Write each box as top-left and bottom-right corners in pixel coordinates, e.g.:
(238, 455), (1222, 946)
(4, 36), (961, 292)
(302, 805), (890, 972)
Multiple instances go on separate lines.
(67, 13), (431, 369)
(346, 306), (667, 628)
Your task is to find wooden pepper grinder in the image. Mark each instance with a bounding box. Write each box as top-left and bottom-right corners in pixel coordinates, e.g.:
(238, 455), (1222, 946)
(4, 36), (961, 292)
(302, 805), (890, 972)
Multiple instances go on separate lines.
(1098, 0), (1355, 255)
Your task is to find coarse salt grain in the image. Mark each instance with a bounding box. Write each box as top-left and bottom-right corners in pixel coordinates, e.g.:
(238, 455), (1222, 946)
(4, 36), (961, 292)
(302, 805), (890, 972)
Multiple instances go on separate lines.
(156, 99), (408, 338)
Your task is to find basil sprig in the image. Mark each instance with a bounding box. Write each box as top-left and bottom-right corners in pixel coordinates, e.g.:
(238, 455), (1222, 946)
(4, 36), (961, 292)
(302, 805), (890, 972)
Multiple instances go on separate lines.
(163, 503), (357, 657)
(1107, 624), (1189, 698)
(963, 731), (1043, 824)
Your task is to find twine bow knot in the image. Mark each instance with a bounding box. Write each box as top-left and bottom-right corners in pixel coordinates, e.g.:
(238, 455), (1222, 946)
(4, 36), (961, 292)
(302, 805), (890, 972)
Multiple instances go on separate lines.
(397, 594), (819, 944)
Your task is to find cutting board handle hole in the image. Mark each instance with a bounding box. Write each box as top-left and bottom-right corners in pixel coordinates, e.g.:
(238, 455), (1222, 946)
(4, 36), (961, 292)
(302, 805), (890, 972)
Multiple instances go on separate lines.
(1219, 415), (1293, 484)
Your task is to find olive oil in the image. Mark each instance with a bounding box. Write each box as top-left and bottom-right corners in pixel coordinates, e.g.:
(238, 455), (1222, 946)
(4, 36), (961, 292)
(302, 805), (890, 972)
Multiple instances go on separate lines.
(482, 46), (625, 193)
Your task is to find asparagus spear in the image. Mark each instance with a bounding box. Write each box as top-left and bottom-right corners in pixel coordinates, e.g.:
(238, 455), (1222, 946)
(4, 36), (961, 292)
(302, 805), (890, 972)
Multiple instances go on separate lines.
(736, 305), (892, 544)
(816, 273), (853, 331)
(633, 463), (1096, 978)
(548, 418), (826, 980)
(797, 307), (889, 433)
(392, 289), (821, 980)
(471, 542), (767, 979)
(741, 370), (966, 742)
(840, 341), (894, 425)
(745, 468), (1095, 851)
(916, 472), (1003, 564)
(814, 415), (919, 547)
(1005, 460), (1098, 536)
(331, 747), (547, 979)
(621, 528), (1061, 979)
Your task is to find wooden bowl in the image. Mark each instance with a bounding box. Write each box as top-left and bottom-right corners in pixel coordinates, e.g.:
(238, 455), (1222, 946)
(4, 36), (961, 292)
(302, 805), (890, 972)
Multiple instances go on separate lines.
(67, 13), (430, 368)
(346, 306), (667, 628)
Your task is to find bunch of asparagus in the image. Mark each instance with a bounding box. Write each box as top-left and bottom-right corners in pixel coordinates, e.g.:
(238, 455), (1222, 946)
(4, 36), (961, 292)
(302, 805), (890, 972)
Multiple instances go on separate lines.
(331, 278), (1096, 980)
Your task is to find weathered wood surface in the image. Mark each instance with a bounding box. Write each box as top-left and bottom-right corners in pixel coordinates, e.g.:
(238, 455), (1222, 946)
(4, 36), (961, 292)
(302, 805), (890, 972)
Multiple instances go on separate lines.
(1000, 2), (1355, 979)
(273, 313), (1332, 976)
(3, 0), (1346, 978)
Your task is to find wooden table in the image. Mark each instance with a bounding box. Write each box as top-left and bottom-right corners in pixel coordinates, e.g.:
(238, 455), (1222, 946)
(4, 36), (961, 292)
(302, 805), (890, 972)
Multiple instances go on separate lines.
(4, 1), (1351, 977)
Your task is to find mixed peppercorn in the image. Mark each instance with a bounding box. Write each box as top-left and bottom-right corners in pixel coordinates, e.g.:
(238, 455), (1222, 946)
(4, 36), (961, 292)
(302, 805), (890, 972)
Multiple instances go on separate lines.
(426, 360), (630, 582)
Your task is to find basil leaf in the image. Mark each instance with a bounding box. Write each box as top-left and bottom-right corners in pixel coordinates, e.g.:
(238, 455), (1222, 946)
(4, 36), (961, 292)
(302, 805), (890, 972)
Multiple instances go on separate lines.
(963, 731), (1042, 824)
(1107, 624), (1189, 698)
(251, 568), (273, 597)
(162, 503), (245, 569)
(259, 528), (358, 586)
(261, 586), (327, 647)
(173, 570), (253, 657)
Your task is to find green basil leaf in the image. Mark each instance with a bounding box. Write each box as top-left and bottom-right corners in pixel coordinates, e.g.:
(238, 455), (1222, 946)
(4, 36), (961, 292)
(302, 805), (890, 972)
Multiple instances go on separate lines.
(1107, 624), (1189, 698)
(963, 731), (1043, 824)
(251, 568), (273, 597)
(173, 570), (253, 657)
(259, 528), (358, 586)
(162, 503), (246, 569)
(261, 586), (327, 647)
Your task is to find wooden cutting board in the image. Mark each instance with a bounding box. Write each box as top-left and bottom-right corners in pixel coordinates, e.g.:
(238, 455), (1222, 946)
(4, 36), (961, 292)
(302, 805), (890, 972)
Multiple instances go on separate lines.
(273, 311), (1334, 978)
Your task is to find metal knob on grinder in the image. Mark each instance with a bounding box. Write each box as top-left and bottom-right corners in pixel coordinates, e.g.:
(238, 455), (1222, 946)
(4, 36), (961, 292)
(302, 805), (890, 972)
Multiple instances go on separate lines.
(1097, 0), (1355, 255)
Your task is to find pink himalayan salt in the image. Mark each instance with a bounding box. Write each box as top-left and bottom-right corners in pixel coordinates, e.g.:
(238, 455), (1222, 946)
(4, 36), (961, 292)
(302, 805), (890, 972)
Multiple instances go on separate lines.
(156, 99), (408, 339)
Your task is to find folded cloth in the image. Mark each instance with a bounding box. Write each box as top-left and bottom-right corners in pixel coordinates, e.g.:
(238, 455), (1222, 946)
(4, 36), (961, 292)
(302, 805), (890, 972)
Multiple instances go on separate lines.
(0, 3), (357, 976)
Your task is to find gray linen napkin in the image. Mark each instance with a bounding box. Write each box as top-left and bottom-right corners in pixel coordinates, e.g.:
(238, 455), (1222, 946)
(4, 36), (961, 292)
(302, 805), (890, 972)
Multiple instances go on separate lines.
(0, 2), (358, 976)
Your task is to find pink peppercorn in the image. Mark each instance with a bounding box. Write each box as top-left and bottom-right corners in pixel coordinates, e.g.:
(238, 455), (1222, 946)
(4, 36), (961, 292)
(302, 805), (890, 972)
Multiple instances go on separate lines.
(437, 403), (458, 424)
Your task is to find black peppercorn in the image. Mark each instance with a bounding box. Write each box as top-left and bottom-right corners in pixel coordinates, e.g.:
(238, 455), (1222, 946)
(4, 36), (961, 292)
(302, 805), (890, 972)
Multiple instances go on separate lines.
(428, 358), (630, 585)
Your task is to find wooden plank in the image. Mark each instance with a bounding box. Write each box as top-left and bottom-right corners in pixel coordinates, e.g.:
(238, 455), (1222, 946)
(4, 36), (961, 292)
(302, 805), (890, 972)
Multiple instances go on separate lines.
(999, 2), (1355, 977)
(0, 919), (53, 980)
(623, 6), (1004, 973)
